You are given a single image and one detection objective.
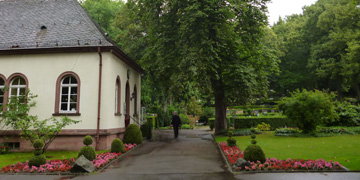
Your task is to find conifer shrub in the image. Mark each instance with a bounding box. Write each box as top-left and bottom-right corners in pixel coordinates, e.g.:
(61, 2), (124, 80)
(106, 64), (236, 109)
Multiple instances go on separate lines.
(78, 135), (96, 161)
(78, 146), (96, 161)
(140, 122), (152, 140)
(83, 135), (93, 146)
(226, 131), (237, 147)
(111, 138), (125, 153)
(123, 124), (143, 144)
(243, 134), (265, 163)
(243, 144), (266, 163)
(28, 155), (47, 167)
(28, 139), (46, 167)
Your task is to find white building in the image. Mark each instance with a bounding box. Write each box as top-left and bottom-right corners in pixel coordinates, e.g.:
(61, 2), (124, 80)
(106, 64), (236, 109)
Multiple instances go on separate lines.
(0, 0), (144, 151)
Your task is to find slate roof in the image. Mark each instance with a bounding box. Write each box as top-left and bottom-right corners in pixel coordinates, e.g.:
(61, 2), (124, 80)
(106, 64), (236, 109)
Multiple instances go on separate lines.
(0, 0), (113, 50)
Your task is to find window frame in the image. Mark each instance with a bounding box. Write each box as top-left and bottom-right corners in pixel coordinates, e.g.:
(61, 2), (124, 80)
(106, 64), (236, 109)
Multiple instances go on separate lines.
(0, 74), (6, 112)
(4, 73), (29, 112)
(115, 76), (121, 116)
(133, 85), (137, 117)
(53, 72), (81, 116)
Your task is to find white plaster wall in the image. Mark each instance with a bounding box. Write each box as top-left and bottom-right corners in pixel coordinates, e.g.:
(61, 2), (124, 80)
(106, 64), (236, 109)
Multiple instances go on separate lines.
(100, 52), (141, 129)
(0, 51), (142, 131)
(0, 52), (100, 129)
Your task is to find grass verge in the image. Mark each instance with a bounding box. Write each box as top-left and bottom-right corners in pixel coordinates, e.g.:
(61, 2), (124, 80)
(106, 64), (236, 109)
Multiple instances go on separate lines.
(216, 132), (360, 170)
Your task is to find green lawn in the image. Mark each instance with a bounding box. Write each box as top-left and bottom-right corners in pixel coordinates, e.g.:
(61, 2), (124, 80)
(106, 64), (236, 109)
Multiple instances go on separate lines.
(0, 150), (108, 169)
(216, 132), (360, 170)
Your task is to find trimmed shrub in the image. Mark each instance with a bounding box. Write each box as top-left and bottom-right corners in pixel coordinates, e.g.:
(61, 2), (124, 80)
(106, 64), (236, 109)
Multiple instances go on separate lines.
(234, 117), (296, 130)
(243, 145), (266, 163)
(33, 139), (44, 150)
(28, 155), (46, 167)
(123, 124), (143, 144)
(274, 128), (302, 137)
(140, 123), (152, 140)
(251, 134), (256, 139)
(83, 135), (93, 146)
(251, 140), (257, 144)
(34, 149), (42, 156)
(278, 89), (337, 133)
(111, 138), (125, 153)
(227, 138), (237, 147)
(78, 146), (96, 161)
(209, 118), (215, 130)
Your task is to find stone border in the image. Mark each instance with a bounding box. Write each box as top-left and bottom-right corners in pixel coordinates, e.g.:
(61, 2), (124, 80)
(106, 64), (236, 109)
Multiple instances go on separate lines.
(0, 143), (142, 176)
(213, 134), (354, 174)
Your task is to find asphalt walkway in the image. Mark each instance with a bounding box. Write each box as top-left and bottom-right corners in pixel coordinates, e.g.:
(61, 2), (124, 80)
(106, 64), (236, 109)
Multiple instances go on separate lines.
(1, 129), (359, 180)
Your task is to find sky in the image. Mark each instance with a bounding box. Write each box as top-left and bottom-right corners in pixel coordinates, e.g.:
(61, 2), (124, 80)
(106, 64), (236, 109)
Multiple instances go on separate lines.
(266, 0), (318, 25)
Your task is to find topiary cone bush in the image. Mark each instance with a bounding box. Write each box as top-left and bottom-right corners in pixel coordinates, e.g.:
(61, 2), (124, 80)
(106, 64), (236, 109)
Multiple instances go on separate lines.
(243, 135), (265, 163)
(111, 138), (125, 153)
(226, 131), (237, 147)
(123, 124), (143, 144)
(28, 139), (46, 167)
(83, 135), (93, 146)
(78, 135), (96, 161)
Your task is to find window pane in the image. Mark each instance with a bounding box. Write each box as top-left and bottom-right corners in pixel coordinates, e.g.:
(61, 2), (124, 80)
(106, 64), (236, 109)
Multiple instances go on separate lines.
(0, 96), (3, 104)
(70, 77), (77, 84)
(19, 88), (26, 95)
(0, 78), (4, 85)
(62, 87), (68, 95)
(61, 103), (68, 111)
(63, 77), (70, 84)
(70, 87), (77, 95)
(0, 88), (3, 96)
(11, 78), (19, 85)
(70, 95), (77, 102)
(11, 88), (17, 96)
(70, 103), (76, 111)
(19, 78), (26, 85)
(61, 95), (68, 102)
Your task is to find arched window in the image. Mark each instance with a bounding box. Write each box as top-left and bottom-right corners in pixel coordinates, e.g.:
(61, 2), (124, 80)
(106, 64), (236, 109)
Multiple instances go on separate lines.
(133, 85), (137, 116)
(115, 76), (121, 115)
(54, 72), (81, 115)
(9, 76), (27, 103)
(0, 75), (5, 109)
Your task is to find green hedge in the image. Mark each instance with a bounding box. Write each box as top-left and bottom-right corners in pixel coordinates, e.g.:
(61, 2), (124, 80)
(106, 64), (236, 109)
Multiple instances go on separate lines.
(233, 117), (296, 130)
(146, 115), (159, 128)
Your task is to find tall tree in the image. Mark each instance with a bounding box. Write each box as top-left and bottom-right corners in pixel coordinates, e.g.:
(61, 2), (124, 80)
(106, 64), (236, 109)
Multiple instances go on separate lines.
(124, 0), (277, 133)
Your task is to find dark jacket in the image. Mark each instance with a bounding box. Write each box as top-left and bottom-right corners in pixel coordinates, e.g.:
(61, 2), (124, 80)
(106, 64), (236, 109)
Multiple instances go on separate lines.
(171, 115), (181, 127)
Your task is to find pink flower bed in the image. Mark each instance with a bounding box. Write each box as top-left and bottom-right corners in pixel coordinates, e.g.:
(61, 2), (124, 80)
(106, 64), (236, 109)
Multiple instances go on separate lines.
(0, 143), (137, 173)
(219, 142), (344, 171)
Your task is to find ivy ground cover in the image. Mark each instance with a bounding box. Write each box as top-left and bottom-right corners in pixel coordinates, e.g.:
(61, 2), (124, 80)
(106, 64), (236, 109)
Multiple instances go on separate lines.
(216, 132), (360, 170)
(0, 143), (136, 173)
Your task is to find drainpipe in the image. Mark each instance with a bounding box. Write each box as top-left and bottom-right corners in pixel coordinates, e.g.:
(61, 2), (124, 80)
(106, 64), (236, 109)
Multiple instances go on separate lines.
(96, 47), (103, 151)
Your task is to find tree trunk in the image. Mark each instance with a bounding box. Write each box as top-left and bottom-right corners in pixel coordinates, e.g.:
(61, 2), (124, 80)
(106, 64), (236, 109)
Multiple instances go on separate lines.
(352, 76), (360, 99)
(336, 76), (343, 101)
(214, 91), (227, 134)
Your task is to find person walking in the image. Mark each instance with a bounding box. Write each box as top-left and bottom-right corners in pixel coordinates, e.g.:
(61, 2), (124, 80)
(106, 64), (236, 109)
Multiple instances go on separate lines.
(170, 111), (181, 138)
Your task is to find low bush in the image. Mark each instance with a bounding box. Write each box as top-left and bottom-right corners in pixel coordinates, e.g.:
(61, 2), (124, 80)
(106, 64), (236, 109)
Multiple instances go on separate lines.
(123, 124), (143, 144)
(209, 118), (215, 130)
(140, 122), (152, 140)
(274, 128), (302, 137)
(243, 135), (265, 163)
(28, 155), (46, 167)
(316, 126), (355, 135)
(179, 114), (190, 124)
(181, 124), (193, 129)
(83, 135), (93, 146)
(231, 128), (261, 136)
(226, 132), (237, 147)
(78, 146), (96, 161)
(233, 117), (295, 130)
(111, 138), (125, 153)
(329, 102), (360, 127)
(256, 122), (271, 131)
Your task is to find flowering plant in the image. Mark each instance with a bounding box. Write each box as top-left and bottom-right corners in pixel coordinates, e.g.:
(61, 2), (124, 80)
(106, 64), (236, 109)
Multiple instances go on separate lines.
(0, 143), (137, 173)
(0, 144), (9, 154)
(219, 142), (344, 171)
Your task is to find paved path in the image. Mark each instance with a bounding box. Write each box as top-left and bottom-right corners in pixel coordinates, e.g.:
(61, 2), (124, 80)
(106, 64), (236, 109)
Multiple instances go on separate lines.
(1, 129), (359, 180)
(74, 129), (234, 180)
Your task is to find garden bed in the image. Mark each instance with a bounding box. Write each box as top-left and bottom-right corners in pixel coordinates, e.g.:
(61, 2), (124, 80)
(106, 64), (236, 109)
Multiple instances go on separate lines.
(0, 143), (138, 175)
(218, 142), (347, 173)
